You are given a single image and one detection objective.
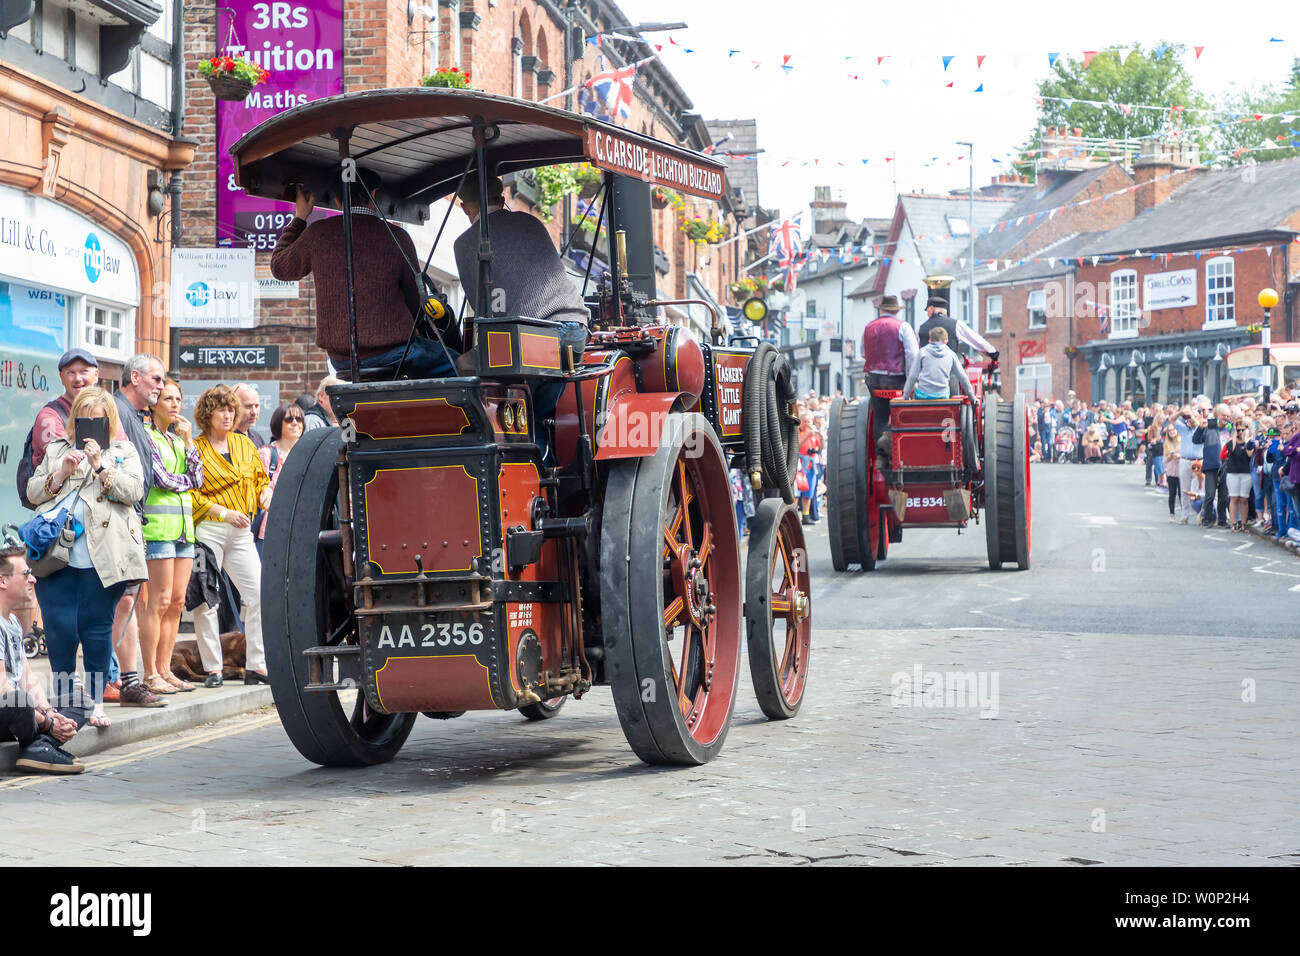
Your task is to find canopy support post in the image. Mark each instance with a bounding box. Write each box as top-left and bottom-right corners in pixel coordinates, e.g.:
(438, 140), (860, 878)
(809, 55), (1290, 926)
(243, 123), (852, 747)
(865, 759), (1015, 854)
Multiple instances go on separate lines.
(335, 127), (360, 383)
(472, 117), (495, 325)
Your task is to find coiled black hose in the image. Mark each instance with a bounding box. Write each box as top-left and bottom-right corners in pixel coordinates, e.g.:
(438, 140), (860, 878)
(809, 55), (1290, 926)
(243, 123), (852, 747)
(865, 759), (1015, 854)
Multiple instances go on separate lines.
(742, 343), (799, 504)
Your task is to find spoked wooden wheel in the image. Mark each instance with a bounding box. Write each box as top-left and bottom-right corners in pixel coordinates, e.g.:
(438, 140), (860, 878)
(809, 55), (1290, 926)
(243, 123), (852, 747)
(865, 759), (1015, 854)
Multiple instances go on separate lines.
(745, 499), (812, 719)
(519, 696), (567, 720)
(262, 427), (416, 766)
(601, 413), (743, 766)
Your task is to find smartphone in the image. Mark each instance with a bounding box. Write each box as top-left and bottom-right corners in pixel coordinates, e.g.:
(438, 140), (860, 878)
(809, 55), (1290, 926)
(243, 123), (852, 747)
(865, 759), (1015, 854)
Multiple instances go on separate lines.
(285, 182), (298, 201)
(74, 417), (109, 451)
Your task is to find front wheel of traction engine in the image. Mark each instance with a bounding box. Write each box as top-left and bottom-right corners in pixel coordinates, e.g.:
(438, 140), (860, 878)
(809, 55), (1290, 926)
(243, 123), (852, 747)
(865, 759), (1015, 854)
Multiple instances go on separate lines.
(601, 413), (743, 765)
(745, 499), (812, 719)
(261, 426), (416, 766)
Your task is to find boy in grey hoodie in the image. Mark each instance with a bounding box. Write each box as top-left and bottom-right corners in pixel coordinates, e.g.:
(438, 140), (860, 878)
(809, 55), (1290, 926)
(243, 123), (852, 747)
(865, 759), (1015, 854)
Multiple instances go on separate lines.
(903, 328), (977, 402)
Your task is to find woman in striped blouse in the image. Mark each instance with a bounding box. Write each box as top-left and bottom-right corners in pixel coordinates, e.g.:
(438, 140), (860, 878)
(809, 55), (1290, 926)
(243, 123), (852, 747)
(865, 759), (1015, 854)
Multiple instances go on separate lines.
(191, 385), (270, 687)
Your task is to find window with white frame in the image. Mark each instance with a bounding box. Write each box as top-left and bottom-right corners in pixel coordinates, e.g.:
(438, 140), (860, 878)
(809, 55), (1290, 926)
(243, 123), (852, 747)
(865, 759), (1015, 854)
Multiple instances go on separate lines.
(1109, 270), (1139, 335)
(1027, 289), (1047, 329)
(81, 300), (133, 361)
(986, 294), (1002, 333)
(1016, 363), (1052, 399)
(1205, 256), (1234, 325)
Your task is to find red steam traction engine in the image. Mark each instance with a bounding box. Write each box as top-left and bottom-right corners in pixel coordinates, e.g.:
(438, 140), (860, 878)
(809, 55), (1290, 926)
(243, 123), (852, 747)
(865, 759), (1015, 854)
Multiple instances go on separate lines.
(233, 89), (811, 767)
(826, 278), (1032, 572)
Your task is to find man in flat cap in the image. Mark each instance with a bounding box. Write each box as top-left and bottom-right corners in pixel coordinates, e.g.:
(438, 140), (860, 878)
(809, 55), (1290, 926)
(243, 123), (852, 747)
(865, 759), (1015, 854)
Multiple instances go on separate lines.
(918, 287), (961, 357)
(454, 172), (590, 459)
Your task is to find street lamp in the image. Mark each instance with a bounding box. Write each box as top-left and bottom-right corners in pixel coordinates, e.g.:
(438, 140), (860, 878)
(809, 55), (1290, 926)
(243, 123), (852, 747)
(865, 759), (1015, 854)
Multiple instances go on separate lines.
(955, 140), (975, 329)
(1259, 286), (1279, 403)
(839, 272), (857, 396)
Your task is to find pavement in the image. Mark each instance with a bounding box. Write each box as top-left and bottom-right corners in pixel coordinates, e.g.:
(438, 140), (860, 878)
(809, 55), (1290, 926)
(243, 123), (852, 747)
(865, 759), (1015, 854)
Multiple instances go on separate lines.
(0, 639), (271, 768)
(0, 462), (1296, 865)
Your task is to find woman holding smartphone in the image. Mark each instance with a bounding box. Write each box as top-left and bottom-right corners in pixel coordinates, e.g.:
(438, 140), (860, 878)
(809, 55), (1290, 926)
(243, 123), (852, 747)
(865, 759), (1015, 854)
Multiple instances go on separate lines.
(140, 379), (203, 695)
(26, 386), (147, 728)
(191, 385), (270, 687)
(1221, 423), (1255, 532)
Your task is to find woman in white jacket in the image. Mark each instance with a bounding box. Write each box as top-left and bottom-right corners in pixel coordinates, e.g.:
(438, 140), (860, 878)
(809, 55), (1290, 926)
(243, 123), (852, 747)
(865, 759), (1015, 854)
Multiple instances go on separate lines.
(27, 387), (147, 728)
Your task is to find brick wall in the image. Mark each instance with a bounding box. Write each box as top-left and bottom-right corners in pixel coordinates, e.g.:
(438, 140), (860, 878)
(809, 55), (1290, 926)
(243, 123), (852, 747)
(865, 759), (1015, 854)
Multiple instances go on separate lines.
(979, 275), (1078, 401)
(1075, 247), (1283, 338)
(1004, 165), (1136, 262)
(980, 246), (1287, 403)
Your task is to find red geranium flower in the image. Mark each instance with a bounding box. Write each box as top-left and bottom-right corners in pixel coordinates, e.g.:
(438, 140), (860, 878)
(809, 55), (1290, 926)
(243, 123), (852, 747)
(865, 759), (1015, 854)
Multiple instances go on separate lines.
(224, 61), (236, 72)
(209, 57), (221, 67)
(449, 67), (458, 73)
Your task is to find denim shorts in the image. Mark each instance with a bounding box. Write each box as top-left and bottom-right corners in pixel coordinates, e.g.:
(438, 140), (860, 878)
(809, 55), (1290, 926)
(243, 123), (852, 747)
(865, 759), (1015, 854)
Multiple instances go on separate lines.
(145, 538), (196, 561)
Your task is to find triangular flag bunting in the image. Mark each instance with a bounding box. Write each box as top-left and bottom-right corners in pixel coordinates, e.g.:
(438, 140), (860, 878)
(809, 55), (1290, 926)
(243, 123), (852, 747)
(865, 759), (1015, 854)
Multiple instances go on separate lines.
(1082, 51), (1099, 69)
(1119, 103), (1132, 115)
(877, 56), (886, 66)
(942, 55), (954, 71)
(1194, 46), (1205, 59)
(974, 83), (984, 93)
(1048, 53), (1059, 68)
(945, 82), (954, 88)
(976, 55), (986, 69)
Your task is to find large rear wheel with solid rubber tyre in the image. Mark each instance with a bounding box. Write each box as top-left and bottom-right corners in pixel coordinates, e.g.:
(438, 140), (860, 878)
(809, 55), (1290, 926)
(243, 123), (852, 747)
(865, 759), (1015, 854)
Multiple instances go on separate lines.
(262, 427), (416, 766)
(983, 393), (1032, 571)
(601, 413), (743, 765)
(827, 397), (872, 571)
(745, 499), (812, 719)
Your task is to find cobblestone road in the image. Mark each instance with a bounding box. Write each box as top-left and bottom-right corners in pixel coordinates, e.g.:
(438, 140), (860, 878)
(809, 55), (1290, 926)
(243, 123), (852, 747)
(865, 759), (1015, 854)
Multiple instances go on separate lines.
(2, 464), (1297, 866)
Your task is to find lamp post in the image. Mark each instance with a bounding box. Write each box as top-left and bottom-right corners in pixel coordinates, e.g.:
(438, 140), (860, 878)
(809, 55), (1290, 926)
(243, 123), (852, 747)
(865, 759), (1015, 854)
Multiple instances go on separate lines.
(839, 272), (857, 396)
(1259, 287), (1279, 403)
(956, 140), (975, 329)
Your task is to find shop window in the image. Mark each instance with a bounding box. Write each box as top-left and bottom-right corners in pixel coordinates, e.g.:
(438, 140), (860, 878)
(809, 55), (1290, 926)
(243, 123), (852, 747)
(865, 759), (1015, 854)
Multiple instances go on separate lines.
(81, 300), (132, 361)
(986, 294), (1002, 333)
(0, 280), (68, 353)
(1205, 257), (1234, 326)
(1027, 289), (1047, 329)
(1015, 363), (1051, 400)
(1180, 362), (1199, 403)
(1109, 270), (1139, 336)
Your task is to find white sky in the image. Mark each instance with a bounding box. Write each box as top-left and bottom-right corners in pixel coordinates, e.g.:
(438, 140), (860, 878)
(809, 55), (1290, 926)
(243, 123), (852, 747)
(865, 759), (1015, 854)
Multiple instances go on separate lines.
(618, 0), (1299, 225)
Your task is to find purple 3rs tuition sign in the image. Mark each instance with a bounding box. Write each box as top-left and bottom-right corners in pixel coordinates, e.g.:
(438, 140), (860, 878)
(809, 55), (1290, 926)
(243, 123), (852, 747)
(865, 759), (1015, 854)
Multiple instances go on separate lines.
(216, 0), (343, 250)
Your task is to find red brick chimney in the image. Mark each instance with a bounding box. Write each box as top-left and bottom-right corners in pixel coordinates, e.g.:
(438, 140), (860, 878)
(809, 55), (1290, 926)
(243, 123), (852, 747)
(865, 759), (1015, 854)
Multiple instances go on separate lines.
(1133, 140), (1199, 215)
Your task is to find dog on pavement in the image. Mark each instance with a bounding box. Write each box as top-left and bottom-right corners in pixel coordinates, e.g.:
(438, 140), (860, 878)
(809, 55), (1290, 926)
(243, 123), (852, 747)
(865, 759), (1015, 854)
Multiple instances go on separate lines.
(171, 631), (246, 682)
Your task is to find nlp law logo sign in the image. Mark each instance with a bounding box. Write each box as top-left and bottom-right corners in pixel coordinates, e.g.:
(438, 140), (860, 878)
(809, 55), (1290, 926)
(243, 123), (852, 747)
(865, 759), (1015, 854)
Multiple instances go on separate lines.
(169, 249), (256, 329)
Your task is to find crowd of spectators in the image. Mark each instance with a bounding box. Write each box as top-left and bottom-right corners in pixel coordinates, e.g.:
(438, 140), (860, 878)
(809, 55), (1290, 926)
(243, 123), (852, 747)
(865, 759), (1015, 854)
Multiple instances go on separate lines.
(2, 348), (335, 773)
(731, 391), (833, 537)
(1028, 387), (1300, 542)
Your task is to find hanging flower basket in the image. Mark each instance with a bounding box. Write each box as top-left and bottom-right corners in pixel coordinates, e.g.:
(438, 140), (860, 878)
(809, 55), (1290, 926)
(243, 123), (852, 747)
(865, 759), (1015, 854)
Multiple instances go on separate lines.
(422, 67), (472, 89)
(199, 55), (269, 102)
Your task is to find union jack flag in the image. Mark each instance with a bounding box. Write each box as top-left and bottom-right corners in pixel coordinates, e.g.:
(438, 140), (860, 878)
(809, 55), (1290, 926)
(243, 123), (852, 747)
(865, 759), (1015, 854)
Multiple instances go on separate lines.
(583, 62), (637, 121)
(768, 214), (805, 262)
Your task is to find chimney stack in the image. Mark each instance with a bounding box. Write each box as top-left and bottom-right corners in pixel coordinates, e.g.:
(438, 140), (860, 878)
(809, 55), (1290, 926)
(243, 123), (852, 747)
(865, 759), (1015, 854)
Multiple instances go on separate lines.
(1133, 140), (1200, 215)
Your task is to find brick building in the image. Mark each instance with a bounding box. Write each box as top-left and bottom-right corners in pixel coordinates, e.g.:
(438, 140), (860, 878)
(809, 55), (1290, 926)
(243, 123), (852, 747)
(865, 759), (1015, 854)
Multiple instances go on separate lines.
(979, 149), (1300, 404)
(177, 0), (745, 413)
(1, 0), (193, 528)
